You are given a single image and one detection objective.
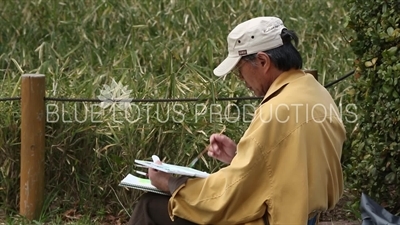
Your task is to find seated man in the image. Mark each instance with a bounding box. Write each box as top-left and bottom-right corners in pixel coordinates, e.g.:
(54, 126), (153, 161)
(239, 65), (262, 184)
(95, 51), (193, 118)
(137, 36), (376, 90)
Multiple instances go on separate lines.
(128, 16), (346, 225)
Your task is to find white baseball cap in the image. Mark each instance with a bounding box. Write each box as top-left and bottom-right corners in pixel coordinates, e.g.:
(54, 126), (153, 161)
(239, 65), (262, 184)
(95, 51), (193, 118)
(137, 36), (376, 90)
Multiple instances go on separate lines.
(213, 17), (286, 77)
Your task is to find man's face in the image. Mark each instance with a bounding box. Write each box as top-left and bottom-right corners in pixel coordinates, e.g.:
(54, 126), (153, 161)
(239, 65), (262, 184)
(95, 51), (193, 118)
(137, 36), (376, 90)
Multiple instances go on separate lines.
(234, 53), (275, 97)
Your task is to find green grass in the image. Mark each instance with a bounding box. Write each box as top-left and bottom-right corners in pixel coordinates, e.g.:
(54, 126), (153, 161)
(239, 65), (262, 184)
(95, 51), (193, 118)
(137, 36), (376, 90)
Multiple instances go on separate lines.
(0, 0), (356, 224)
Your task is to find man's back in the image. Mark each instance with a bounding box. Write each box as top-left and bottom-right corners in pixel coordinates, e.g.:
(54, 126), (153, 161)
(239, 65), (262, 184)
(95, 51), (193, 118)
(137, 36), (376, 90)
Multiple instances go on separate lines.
(253, 69), (346, 223)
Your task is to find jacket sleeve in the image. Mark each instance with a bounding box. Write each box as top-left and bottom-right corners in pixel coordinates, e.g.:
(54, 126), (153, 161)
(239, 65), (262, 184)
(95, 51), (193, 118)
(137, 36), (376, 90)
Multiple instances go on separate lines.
(167, 110), (274, 224)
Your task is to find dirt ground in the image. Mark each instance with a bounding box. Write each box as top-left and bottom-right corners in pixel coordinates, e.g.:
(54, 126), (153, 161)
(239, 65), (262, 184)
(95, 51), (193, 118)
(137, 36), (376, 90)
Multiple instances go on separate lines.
(318, 191), (361, 225)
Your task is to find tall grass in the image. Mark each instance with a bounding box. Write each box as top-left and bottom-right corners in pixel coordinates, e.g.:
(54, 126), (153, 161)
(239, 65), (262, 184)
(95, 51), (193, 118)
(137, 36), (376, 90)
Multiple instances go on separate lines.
(0, 0), (355, 223)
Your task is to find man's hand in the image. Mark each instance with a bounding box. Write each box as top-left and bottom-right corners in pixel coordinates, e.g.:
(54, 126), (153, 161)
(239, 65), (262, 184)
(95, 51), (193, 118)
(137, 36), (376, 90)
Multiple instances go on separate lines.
(147, 159), (171, 193)
(207, 133), (237, 164)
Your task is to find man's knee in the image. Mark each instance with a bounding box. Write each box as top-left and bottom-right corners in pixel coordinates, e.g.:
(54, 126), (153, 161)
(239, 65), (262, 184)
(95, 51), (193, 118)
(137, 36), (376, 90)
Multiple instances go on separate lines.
(127, 193), (172, 225)
(136, 193), (156, 204)
(136, 192), (168, 206)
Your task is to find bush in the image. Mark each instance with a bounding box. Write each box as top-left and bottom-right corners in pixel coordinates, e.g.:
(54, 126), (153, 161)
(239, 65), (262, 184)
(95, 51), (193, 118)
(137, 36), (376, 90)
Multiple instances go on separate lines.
(344, 0), (400, 214)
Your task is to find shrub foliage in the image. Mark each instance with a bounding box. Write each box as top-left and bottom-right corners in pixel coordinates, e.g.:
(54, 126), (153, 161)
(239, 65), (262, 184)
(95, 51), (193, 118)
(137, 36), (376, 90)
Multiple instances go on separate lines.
(345, 0), (400, 213)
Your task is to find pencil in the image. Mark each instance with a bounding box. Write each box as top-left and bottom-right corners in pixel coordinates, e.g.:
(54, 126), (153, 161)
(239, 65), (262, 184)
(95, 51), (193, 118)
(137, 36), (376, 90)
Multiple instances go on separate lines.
(188, 126), (226, 167)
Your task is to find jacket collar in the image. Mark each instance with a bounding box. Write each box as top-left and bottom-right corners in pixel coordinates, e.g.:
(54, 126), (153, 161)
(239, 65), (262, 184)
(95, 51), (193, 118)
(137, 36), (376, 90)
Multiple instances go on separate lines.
(260, 69), (306, 105)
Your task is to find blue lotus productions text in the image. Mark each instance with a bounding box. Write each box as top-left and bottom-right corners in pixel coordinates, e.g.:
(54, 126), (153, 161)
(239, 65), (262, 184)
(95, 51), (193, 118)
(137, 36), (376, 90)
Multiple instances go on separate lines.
(45, 102), (358, 124)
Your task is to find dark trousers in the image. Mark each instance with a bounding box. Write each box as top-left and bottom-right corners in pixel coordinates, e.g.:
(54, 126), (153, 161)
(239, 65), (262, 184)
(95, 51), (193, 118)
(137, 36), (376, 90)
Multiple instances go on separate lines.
(127, 192), (197, 225)
(127, 192), (318, 225)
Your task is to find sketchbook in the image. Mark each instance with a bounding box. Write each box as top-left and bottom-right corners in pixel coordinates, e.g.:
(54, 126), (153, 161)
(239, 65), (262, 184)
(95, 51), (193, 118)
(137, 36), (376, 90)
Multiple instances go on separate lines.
(134, 159), (210, 178)
(119, 174), (170, 195)
(120, 155), (209, 195)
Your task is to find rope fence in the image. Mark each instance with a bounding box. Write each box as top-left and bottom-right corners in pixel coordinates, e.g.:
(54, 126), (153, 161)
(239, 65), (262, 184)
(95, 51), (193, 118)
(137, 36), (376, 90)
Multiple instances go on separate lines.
(43, 96), (263, 103)
(0, 97), (21, 102)
(1, 70), (355, 104)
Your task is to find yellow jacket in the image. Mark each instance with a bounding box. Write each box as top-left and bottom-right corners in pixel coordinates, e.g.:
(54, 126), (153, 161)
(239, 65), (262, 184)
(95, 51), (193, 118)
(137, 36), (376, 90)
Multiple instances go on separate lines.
(168, 70), (346, 225)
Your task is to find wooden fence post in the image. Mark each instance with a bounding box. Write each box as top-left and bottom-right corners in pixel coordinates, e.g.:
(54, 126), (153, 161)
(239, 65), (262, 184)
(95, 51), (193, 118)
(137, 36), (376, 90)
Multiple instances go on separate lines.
(20, 74), (46, 220)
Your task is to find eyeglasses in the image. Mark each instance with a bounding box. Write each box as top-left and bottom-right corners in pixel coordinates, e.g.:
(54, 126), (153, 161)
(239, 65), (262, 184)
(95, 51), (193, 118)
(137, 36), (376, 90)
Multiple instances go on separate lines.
(233, 60), (245, 80)
(232, 69), (243, 79)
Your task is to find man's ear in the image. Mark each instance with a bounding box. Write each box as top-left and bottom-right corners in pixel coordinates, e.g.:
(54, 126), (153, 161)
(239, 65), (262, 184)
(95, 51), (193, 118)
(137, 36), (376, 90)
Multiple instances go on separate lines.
(256, 52), (270, 70)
